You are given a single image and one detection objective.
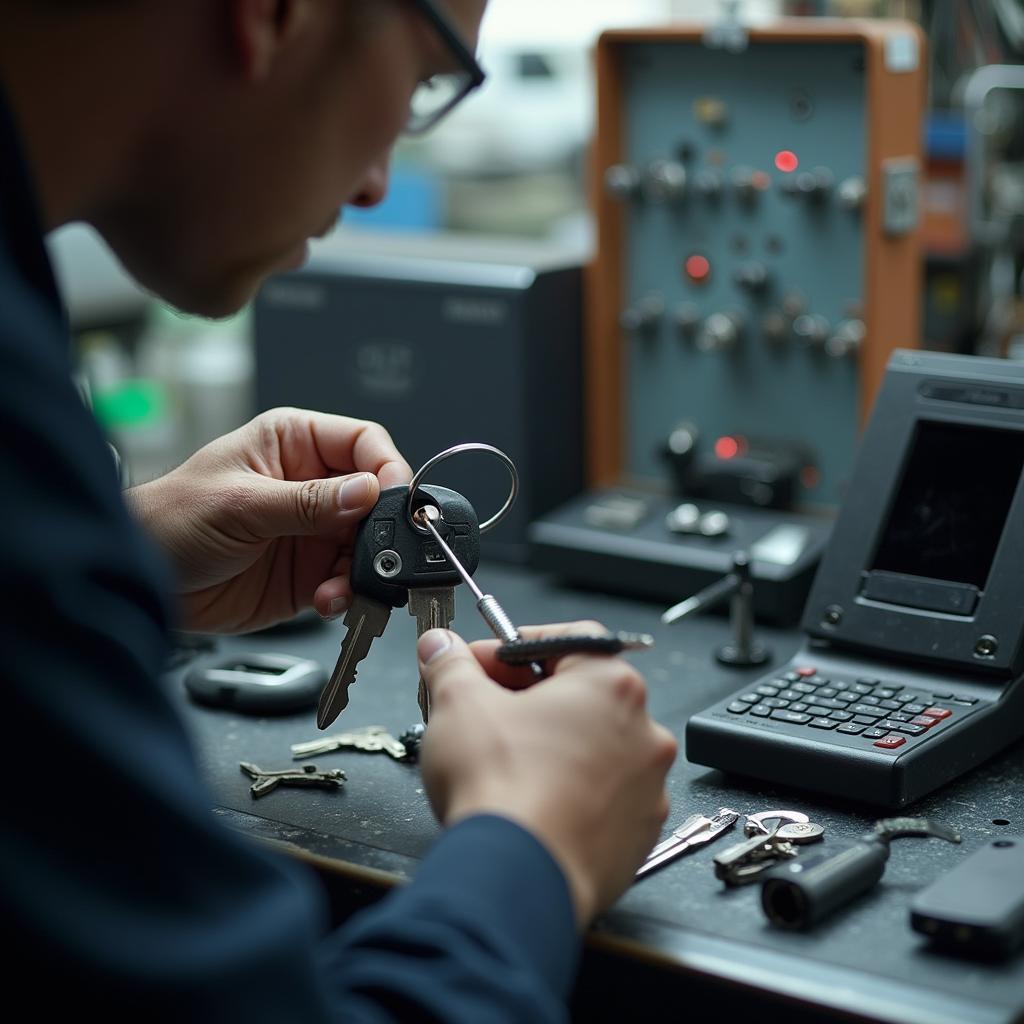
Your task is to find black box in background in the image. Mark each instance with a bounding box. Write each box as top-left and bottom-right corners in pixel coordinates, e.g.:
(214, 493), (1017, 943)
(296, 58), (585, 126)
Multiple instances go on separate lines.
(253, 230), (587, 563)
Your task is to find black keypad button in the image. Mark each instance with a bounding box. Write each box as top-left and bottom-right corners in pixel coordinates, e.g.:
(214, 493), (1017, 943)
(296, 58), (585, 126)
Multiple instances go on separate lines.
(817, 687), (838, 699)
(783, 671), (801, 682)
(851, 704), (884, 718)
(853, 715), (878, 725)
(792, 682), (817, 694)
(750, 704), (772, 717)
(930, 691), (953, 700)
(790, 702), (809, 713)
(778, 689), (803, 701)
(857, 677), (881, 686)
(878, 719), (906, 731)
(805, 697), (847, 710)
(953, 695), (979, 705)
(837, 691), (861, 703)
(830, 710), (854, 721)
(810, 676), (829, 686)
(727, 701), (750, 714)
(852, 683), (874, 694)
(770, 710), (812, 724)
(860, 695), (881, 705)
(863, 726), (888, 739)
(900, 692), (923, 703)
(888, 712), (913, 723)
(756, 684), (780, 697)
(837, 723), (866, 735)
(763, 697), (791, 708)
(738, 693), (759, 704)
(904, 703), (928, 715)
(809, 717), (839, 730)
(876, 688), (899, 699)
(897, 723), (928, 736)
(879, 699), (903, 710)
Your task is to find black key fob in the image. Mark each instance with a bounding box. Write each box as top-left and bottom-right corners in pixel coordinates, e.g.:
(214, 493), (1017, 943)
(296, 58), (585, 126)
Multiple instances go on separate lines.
(185, 653), (326, 714)
(350, 484), (480, 608)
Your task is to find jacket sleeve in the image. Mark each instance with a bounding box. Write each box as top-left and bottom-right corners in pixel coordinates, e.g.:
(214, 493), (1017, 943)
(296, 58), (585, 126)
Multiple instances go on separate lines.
(318, 815), (579, 1024)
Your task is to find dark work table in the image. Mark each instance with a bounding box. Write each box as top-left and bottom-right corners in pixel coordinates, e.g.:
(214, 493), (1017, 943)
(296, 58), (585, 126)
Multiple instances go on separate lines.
(171, 563), (1024, 1024)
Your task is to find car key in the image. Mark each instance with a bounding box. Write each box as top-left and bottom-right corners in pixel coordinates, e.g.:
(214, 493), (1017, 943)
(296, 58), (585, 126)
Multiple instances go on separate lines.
(407, 587), (456, 723)
(317, 483), (480, 729)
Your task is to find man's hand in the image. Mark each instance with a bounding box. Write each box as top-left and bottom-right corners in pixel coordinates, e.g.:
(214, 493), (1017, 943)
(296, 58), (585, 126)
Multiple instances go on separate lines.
(126, 408), (411, 633)
(417, 623), (677, 927)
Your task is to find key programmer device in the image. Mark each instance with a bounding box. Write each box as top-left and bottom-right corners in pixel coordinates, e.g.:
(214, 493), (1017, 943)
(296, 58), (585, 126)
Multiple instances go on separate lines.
(687, 351), (1024, 807)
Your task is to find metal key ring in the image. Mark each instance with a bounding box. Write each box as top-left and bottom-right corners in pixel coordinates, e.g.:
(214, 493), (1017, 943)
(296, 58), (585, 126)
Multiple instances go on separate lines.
(406, 443), (519, 535)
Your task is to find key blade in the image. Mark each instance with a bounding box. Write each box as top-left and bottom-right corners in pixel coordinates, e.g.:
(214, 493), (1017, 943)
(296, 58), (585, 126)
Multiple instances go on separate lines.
(408, 587), (456, 633)
(317, 596), (392, 730)
(409, 587), (456, 724)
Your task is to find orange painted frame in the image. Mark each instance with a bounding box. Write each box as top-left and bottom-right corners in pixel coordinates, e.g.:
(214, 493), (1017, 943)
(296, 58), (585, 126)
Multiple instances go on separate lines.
(585, 20), (927, 489)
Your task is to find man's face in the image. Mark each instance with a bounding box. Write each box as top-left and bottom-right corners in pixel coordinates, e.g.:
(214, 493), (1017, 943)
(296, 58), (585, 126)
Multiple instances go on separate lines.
(97, 0), (487, 318)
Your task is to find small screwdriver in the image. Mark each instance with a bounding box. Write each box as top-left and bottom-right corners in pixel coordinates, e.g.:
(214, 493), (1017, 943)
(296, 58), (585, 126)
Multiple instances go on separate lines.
(414, 506), (547, 679)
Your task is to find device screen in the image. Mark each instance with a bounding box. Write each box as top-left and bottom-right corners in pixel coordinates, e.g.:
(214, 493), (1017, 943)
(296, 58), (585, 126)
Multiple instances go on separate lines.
(870, 420), (1024, 588)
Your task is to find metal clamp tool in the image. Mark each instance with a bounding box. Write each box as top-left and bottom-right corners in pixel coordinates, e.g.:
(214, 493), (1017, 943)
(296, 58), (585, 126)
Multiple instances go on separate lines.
(636, 807), (740, 878)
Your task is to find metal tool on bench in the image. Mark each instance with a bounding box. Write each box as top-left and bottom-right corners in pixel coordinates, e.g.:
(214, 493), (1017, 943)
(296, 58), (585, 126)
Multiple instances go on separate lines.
(635, 807), (740, 878)
(662, 551), (771, 667)
(239, 762), (347, 798)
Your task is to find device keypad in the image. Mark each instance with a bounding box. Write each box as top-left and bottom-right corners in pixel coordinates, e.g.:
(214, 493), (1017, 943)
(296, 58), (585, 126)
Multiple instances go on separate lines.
(721, 665), (977, 752)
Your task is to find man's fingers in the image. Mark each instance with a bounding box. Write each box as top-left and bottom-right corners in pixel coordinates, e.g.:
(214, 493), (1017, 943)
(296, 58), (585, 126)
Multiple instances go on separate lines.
(418, 629), (496, 708)
(254, 409), (412, 487)
(250, 471), (382, 539)
(306, 411), (412, 488)
(469, 620), (607, 686)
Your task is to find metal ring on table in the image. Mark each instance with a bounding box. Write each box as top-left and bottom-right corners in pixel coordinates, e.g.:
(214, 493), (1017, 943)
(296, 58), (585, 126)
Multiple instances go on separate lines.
(406, 443), (519, 534)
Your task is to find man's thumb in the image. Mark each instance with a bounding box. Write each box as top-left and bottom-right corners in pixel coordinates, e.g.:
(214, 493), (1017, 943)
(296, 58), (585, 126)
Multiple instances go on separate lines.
(418, 630), (488, 702)
(256, 472), (379, 537)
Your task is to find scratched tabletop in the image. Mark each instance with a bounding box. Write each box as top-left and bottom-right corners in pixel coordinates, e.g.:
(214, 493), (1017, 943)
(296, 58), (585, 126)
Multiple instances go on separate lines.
(170, 562), (1024, 1024)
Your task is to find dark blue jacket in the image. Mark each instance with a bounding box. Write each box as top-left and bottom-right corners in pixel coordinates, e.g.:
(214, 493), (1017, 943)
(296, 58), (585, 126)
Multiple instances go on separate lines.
(0, 86), (577, 1022)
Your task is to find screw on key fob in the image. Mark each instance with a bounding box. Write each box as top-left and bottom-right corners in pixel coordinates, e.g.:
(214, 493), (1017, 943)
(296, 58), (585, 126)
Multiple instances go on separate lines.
(350, 484), (481, 607)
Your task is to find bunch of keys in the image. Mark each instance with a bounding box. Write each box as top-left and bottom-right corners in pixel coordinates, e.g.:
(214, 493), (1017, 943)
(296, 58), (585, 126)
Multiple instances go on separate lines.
(318, 444), (654, 730)
(292, 725), (412, 762)
(714, 810), (826, 886)
(317, 481), (482, 729)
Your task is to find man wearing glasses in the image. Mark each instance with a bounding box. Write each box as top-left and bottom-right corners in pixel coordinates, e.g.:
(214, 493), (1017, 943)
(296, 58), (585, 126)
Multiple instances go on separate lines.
(0, 1), (675, 1019)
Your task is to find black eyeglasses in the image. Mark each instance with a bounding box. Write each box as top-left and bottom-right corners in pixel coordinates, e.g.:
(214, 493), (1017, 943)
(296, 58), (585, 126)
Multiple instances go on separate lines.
(404, 0), (486, 135)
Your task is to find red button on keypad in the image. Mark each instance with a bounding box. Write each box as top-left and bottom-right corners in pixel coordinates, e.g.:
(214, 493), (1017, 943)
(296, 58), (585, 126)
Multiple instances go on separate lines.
(796, 666), (817, 677)
(922, 707), (952, 720)
(874, 735), (906, 749)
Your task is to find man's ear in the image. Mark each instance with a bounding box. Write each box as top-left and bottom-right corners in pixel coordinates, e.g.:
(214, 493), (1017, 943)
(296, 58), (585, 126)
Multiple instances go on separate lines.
(228, 0), (314, 80)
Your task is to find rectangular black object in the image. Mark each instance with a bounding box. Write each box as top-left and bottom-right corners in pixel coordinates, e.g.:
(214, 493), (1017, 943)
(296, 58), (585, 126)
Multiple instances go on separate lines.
(253, 231), (586, 563)
(529, 489), (831, 625)
(910, 838), (1024, 959)
(687, 351), (1024, 806)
